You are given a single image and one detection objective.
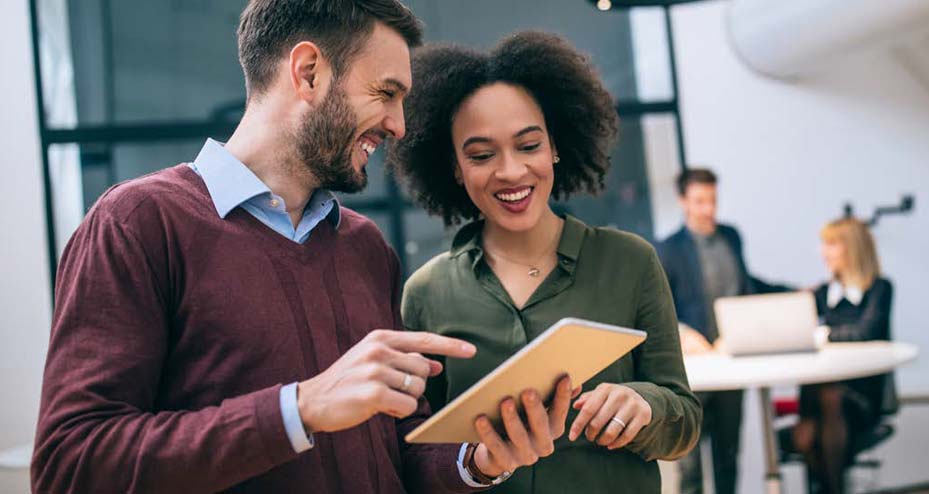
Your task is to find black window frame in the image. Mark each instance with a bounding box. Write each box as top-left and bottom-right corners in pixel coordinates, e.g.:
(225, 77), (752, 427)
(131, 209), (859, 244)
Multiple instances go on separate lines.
(29, 1), (690, 292)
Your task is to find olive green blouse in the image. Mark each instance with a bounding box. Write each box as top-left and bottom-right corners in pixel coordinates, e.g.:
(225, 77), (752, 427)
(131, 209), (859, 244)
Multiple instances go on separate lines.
(402, 215), (701, 493)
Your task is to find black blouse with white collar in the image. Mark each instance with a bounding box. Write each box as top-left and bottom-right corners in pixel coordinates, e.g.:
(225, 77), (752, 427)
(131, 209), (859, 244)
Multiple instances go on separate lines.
(812, 277), (895, 417)
(815, 277), (893, 343)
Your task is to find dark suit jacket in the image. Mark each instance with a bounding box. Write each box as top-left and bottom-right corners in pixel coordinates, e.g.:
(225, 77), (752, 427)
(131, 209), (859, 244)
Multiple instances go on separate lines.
(656, 224), (789, 340)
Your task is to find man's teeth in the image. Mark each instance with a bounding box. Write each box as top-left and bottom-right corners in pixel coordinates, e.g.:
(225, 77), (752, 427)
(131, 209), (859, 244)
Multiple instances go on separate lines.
(360, 141), (376, 156)
(495, 188), (532, 202)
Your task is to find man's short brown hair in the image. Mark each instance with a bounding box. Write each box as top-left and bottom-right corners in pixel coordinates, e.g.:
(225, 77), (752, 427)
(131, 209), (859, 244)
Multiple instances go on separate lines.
(237, 0), (423, 98)
(676, 168), (717, 197)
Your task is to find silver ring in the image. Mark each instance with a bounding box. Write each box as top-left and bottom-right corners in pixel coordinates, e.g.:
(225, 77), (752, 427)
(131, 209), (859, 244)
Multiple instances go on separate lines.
(401, 373), (413, 391)
(610, 416), (627, 429)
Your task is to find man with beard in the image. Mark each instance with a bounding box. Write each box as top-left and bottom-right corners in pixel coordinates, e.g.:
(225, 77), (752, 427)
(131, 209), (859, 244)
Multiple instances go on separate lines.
(31, 2), (572, 493)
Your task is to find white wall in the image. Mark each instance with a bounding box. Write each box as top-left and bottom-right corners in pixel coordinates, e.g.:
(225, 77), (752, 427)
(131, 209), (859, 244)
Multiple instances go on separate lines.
(0, 0), (53, 462)
(666, 0), (929, 396)
(660, 2), (929, 492)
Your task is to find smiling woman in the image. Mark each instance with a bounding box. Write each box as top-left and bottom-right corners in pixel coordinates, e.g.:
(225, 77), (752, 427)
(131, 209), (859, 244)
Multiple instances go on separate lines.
(388, 31), (617, 227)
(386, 31), (701, 494)
(452, 85), (556, 234)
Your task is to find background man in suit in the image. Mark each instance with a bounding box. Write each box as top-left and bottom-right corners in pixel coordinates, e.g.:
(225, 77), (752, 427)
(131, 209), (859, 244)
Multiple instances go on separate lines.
(657, 168), (788, 494)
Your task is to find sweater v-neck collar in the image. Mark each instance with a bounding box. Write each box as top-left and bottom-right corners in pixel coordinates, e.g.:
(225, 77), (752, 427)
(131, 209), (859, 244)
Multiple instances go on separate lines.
(175, 164), (337, 265)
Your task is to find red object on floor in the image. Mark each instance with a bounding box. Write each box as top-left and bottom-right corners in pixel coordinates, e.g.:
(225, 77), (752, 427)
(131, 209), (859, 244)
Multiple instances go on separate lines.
(773, 397), (800, 416)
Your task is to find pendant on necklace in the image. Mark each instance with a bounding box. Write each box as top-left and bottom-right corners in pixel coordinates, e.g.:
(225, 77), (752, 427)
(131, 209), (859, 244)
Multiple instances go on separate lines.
(528, 267), (541, 277)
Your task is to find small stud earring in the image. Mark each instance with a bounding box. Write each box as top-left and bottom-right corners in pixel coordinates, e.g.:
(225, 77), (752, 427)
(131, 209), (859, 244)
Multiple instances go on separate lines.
(553, 155), (561, 164)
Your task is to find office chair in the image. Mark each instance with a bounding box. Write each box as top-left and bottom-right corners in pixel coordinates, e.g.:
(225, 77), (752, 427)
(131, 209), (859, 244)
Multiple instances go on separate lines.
(775, 375), (898, 493)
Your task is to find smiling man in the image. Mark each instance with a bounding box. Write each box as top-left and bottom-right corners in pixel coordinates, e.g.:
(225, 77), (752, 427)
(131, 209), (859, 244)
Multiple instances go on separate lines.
(30, 2), (572, 493)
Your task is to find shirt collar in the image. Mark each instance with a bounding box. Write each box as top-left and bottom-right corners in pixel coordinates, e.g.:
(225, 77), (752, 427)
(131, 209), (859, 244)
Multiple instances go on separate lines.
(687, 226), (718, 245)
(556, 214), (585, 264)
(827, 280), (864, 308)
(192, 139), (340, 227)
(449, 214), (586, 272)
(449, 220), (482, 259)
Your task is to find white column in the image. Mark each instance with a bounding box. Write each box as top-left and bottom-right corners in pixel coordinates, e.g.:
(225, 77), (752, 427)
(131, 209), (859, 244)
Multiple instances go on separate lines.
(0, 0), (54, 469)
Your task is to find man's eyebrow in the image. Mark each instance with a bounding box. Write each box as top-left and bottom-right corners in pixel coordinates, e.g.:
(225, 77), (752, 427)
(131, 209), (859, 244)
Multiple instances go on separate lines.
(381, 78), (409, 95)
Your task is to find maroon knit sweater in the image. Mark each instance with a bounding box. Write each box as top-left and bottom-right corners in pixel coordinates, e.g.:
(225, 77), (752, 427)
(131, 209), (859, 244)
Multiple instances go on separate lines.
(32, 165), (471, 494)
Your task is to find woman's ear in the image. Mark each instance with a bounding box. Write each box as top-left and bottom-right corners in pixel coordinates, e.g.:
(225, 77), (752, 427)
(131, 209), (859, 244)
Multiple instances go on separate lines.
(550, 138), (560, 164)
(454, 164), (464, 185)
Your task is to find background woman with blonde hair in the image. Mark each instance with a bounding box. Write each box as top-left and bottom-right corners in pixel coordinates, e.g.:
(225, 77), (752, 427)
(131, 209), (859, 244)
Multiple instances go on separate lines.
(792, 217), (894, 494)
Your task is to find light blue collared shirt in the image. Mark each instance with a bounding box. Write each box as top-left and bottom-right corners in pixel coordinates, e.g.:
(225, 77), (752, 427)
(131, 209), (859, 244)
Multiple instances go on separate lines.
(190, 138), (340, 243)
(190, 139), (340, 454)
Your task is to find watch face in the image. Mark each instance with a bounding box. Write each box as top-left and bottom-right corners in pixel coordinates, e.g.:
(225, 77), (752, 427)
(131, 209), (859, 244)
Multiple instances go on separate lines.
(493, 470), (512, 485)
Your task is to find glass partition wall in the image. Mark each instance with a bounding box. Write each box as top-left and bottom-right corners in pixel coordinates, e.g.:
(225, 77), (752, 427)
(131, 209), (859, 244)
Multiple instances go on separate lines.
(31, 0), (690, 283)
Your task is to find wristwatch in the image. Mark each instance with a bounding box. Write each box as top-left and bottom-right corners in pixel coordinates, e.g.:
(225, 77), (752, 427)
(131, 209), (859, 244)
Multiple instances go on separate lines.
(302, 422), (316, 448)
(463, 444), (512, 486)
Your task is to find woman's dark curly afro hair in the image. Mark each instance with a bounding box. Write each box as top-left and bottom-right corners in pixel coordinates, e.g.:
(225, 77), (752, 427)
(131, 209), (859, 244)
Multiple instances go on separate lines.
(386, 31), (619, 226)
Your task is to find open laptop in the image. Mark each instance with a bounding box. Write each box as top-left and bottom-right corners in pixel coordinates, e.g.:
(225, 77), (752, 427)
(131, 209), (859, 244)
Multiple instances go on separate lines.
(713, 291), (819, 356)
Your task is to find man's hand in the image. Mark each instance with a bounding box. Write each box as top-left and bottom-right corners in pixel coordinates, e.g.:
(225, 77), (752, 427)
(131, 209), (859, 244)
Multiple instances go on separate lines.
(297, 330), (476, 433)
(679, 324), (713, 355)
(814, 325), (831, 348)
(471, 376), (578, 479)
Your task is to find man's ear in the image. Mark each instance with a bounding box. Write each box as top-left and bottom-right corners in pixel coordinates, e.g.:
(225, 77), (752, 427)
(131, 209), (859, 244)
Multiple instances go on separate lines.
(289, 41), (333, 104)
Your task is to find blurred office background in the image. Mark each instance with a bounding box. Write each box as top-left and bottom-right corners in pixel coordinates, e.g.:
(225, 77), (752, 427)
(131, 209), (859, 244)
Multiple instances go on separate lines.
(2, 0), (927, 492)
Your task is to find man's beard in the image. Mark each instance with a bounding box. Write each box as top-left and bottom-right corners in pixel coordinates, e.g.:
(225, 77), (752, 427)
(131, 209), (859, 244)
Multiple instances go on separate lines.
(293, 84), (367, 193)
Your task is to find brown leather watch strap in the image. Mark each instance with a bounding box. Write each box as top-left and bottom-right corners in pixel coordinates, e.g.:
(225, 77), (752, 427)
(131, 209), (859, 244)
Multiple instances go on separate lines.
(464, 443), (497, 485)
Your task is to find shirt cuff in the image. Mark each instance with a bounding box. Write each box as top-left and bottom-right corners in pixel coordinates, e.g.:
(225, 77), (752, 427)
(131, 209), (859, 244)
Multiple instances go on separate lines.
(456, 443), (491, 488)
(279, 382), (314, 453)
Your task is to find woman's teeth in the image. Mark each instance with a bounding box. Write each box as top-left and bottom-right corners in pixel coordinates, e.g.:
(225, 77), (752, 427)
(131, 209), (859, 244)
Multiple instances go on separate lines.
(495, 188), (532, 203)
(360, 141), (376, 156)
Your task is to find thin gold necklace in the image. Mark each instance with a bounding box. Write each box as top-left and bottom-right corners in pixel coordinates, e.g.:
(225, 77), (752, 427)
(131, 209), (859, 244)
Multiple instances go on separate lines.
(484, 225), (562, 278)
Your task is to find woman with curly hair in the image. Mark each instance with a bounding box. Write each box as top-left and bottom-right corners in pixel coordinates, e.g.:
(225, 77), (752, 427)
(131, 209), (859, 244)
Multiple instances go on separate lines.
(388, 31), (701, 492)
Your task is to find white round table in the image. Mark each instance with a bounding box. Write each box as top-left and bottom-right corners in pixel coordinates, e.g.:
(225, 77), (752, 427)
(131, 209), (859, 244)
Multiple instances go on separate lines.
(683, 341), (918, 494)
